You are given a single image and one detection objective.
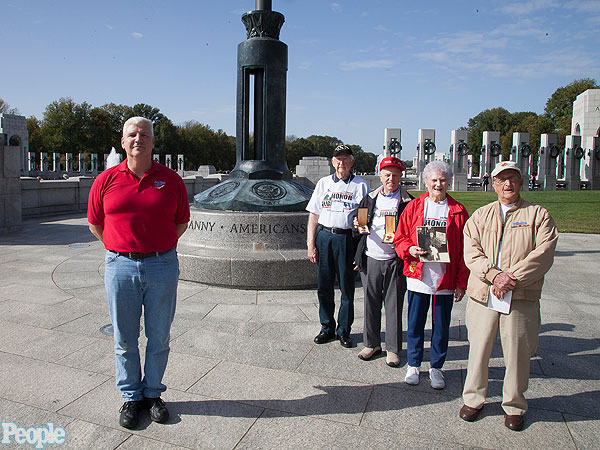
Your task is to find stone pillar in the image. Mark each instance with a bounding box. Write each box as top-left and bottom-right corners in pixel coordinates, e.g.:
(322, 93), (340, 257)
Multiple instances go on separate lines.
(91, 154), (98, 175)
(153, 154), (160, 164)
(450, 129), (468, 191)
(28, 152), (37, 173)
(383, 128), (402, 159)
(467, 155), (474, 178)
(53, 153), (61, 172)
(510, 132), (531, 189)
(40, 153), (49, 172)
(481, 131), (501, 178)
(0, 141), (22, 232)
(103, 154), (109, 171)
(587, 136), (600, 190)
(177, 154), (184, 174)
(66, 153), (74, 172)
(538, 134), (559, 191)
(565, 135), (583, 190)
(78, 153), (86, 173)
(165, 154), (172, 170)
(417, 129), (436, 190)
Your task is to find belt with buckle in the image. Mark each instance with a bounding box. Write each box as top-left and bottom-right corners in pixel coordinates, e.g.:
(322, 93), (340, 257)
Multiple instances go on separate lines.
(108, 248), (173, 259)
(320, 225), (352, 235)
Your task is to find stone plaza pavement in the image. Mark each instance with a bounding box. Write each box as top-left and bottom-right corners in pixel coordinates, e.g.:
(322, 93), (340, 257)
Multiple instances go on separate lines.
(0, 214), (598, 450)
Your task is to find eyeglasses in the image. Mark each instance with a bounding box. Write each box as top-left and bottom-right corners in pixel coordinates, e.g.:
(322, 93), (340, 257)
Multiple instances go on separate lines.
(333, 156), (352, 164)
(493, 175), (521, 184)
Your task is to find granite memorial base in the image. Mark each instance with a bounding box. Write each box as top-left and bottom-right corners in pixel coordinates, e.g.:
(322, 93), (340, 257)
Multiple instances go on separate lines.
(177, 208), (316, 289)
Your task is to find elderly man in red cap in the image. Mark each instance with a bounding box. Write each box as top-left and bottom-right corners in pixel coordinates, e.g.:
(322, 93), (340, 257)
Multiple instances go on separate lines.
(459, 160), (558, 431)
(352, 157), (413, 366)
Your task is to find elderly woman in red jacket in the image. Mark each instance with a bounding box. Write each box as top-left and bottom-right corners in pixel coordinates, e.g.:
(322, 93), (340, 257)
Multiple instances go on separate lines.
(394, 160), (469, 390)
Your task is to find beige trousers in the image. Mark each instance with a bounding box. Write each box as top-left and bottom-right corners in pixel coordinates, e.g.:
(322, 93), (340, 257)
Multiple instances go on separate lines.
(462, 298), (541, 416)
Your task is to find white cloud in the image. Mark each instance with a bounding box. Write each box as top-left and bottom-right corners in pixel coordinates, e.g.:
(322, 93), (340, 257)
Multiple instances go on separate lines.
(374, 25), (388, 32)
(563, 0), (600, 13)
(426, 31), (508, 54)
(218, 105), (235, 114)
(414, 52), (451, 64)
(415, 44), (600, 80)
(131, 32), (143, 39)
(105, 24), (114, 30)
(331, 3), (342, 13)
(490, 19), (548, 39)
(339, 59), (394, 71)
(297, 62), (312, 70)
(498, 0), (561, 15)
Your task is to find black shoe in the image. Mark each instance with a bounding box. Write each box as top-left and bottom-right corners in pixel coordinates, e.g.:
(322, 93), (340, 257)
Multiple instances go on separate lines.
(338, 333), (353, 348)
(144, 396), (169, 423)
(119, 400), (144, 429)
(314, 331), (336, 344)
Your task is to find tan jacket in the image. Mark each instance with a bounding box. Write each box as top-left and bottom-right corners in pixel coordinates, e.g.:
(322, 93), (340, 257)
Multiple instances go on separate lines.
(463, 198), (558, 304)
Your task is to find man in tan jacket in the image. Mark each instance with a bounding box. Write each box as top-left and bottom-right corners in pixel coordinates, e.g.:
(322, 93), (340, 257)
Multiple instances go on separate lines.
(459, 161), (558, 431)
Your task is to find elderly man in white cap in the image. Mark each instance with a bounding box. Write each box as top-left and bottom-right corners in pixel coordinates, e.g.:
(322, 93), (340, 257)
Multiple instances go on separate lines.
(459, 161), (558, 431)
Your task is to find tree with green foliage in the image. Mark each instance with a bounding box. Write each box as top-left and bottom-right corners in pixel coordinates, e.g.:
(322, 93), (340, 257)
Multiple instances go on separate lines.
(544, 78), (599, 145)
(285, 135), (377, 174)
(122, 103), (178, 156)
(87, 107), (115, 154)
(41, 97), (92, 154)
(0, 98), (19, 114)
(176, 121), (235, 171)
(348, 144), (377, 174)
(99, 102), (128, 149)
(467, 107), (513, 157)
(505, 114), (554, 173)
(26, 116), (44, 153)
(467, 107), (554, 175)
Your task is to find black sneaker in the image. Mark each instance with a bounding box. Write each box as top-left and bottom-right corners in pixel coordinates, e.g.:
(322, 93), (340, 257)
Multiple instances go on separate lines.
(119, 400), (144, 429)
(144, 396), (169, 423)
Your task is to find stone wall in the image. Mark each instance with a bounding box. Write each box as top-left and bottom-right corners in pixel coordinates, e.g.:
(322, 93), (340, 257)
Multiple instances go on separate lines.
(0, 113), (28, 172)
(10, 171), (381, 220)
(18, 174), (227, 219)
(20, 177), (94, 219)
(0, 143), (22, 232)
(295, 156), (333, 188)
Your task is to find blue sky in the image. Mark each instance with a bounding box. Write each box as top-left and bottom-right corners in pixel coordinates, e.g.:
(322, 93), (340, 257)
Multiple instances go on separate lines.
(3, 0), (599, 159)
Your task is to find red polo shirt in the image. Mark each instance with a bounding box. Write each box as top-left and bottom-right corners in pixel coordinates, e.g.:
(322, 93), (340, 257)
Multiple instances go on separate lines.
(88, 160), (190, 253)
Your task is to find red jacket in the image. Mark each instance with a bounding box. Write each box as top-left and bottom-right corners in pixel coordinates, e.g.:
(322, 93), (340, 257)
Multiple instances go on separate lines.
(394, 193), (469, 291)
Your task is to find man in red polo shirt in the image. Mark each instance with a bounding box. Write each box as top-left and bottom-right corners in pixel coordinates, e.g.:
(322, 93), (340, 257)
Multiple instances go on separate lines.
(88, 117), (190, 429)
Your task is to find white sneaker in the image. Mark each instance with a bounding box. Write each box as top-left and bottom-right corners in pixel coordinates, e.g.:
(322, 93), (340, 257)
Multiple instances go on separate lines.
(429, 368), (445, 389)
(404, 366), (420, 385)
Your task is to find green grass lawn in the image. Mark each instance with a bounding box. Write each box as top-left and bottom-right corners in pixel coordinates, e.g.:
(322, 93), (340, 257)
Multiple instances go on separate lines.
(406, 190), (600, 234)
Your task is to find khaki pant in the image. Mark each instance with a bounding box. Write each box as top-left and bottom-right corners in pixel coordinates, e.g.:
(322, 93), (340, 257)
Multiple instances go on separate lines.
(462, 298), (540, 416)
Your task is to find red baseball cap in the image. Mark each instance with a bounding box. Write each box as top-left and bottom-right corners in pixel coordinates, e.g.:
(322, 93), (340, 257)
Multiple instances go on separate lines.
(379, 156), (404, 172)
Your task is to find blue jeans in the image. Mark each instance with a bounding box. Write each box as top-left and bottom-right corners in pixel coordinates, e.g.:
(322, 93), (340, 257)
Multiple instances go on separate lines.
(315, 227), (355, 336)
(104, 249), (179, 401)
(406, 291), (453, 369)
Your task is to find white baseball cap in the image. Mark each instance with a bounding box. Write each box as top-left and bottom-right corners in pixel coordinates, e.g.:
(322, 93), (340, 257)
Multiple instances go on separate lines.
(491, 161), (521, 178)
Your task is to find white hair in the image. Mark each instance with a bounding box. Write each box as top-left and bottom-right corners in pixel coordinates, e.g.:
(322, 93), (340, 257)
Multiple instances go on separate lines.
(422, 160), (452, 183)
(122, 116), (154, 137)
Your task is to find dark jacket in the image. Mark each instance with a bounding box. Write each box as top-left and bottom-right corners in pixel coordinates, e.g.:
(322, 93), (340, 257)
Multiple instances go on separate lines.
(353, 186), (413, 273)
